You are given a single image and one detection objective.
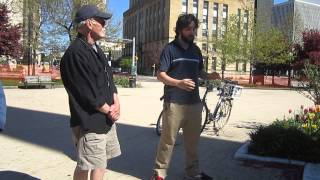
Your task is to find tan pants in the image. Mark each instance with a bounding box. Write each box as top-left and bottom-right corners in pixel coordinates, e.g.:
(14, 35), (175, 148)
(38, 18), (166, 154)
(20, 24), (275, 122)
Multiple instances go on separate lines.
(154, 102), (203, 178)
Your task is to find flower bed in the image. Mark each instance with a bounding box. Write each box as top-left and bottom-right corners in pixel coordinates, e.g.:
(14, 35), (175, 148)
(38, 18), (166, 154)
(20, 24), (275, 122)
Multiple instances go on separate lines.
(248, 105), (320, 163)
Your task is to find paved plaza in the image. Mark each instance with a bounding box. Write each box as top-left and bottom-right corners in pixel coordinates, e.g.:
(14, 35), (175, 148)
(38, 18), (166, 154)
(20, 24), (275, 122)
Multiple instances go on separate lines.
(0, 76), (313, 180)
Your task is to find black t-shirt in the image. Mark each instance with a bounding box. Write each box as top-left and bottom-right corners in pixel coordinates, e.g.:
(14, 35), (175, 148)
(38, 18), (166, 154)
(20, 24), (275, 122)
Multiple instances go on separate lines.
(159, 39), (204, 104)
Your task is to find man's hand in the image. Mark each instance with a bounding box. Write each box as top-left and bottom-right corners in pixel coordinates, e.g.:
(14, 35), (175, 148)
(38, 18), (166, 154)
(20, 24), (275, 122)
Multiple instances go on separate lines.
(98, 103), (110, 114)
(177, 79), (195, 92)
(108, 103), (120, 122)
(108, 93), (120, 122)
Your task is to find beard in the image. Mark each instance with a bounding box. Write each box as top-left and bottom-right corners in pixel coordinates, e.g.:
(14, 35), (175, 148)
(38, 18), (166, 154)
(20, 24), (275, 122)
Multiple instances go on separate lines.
(181, 33), (195, 44)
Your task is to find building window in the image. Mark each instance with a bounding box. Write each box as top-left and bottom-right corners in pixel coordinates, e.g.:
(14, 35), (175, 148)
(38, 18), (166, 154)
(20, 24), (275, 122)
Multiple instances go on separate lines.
(182, 0), (188, 14)
(243, 62), (247, 72)
(212, 3), (218, 38)
(157, 2), (161, 40)
(193, 0), (198, 17)
(212, 57), (217, 71)
(153, 4), (156, 41)
(213, 3), (218, 17)
(202, 43), (207, 52)
(237, 9), (241, 38)
(236, 60), (239, 71)
(202, 1), (209, 36)
(222, 4), (228, 19)
(243, 10), (249, 38)
(221, 4), (228, 36)
(221, 21), (226, 36)
(237, 9), (241, 28)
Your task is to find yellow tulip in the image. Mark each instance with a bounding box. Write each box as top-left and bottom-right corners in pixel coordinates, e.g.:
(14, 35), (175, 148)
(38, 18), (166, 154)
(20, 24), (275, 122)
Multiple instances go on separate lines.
(302, 123), (308, 128)
(308, 113), (315, 120)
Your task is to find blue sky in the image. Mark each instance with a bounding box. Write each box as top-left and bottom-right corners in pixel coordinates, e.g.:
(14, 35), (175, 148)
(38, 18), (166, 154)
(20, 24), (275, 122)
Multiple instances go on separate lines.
(274, 0), (288, 4)
(108, 0), (129, 22)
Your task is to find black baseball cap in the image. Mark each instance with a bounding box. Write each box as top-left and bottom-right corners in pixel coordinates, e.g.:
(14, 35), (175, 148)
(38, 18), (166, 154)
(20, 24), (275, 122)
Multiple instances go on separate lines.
(74, 5), (112, 23)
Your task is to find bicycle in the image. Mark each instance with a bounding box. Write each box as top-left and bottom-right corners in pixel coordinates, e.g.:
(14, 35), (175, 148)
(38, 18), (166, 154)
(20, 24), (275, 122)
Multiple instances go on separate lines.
(155, 79), (243, 136)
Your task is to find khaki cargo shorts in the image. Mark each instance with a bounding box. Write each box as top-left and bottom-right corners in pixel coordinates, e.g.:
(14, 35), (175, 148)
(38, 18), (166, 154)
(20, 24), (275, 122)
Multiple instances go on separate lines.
(72, 124), (121, 170)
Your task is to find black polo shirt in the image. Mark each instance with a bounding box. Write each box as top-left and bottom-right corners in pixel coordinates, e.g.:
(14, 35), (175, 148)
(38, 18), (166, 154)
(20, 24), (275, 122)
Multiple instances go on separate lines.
(159, 39), (204, 104)
(60, 38), (117, 134)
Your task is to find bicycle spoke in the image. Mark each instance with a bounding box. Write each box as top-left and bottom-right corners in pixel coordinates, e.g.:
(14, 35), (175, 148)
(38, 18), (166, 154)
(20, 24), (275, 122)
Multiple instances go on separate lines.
(214, 100), (232, 131)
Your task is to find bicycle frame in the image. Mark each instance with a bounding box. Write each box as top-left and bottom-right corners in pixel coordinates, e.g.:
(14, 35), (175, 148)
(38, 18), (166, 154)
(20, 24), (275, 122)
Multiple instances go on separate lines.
(201, 80), (235, 122)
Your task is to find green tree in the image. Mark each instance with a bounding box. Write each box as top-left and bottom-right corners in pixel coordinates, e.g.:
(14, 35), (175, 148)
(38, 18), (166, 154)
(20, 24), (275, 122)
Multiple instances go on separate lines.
(252, 27), (293, 65)
(41, 0), (121, 55)
(216, 15), (244, 79)
(120, 57), (132, 73)
(215, 14), (254, 79)
(251, 27), (294, 85)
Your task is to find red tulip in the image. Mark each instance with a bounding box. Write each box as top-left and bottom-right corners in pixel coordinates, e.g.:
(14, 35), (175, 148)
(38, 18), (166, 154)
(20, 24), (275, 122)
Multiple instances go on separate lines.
(309, 107), (315, 112)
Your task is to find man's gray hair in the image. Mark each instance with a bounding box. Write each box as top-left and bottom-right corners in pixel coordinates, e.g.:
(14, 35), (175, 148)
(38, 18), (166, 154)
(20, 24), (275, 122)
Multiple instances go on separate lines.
(74, 20), (87, 31)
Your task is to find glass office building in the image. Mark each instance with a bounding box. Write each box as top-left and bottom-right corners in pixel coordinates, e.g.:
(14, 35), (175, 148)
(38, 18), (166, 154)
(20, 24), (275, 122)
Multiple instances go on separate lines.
(272, 0), (320, 43)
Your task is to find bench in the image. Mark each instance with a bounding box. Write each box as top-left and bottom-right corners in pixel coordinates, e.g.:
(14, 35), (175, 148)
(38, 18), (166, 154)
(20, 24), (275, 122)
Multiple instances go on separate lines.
(22, 76), (55, 89)
(38, 76), (55, 89)
(23, 76), (40, 88)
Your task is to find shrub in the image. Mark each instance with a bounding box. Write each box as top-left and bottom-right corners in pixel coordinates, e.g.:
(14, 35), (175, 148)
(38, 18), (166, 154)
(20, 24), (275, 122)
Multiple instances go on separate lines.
(249, 124), (320, 163)
(249, 105), (320, 163)
(119, 58), (132, 73)
(113, 75), (129, 88)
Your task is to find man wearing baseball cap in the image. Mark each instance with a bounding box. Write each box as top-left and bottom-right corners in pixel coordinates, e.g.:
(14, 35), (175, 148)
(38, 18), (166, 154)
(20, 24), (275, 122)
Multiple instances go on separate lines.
(60, 5), (121, 180)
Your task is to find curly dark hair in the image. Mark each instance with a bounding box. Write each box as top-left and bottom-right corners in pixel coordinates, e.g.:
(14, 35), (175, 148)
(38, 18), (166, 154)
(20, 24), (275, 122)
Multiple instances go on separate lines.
(175, 14), (199, 39)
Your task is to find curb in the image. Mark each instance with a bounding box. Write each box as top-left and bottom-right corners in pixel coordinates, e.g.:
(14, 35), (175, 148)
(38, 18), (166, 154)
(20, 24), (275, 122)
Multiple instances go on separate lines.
(234, 142), (306, 166)
(2, 85), (65, 89)
(242, 87), (293, 91)
(234, 142), (320, 180)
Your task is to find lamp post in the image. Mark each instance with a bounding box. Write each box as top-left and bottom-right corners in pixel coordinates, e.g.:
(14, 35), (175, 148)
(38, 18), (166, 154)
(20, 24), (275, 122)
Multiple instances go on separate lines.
(131, 37), (136, 76)
(121, 37), (136, 88)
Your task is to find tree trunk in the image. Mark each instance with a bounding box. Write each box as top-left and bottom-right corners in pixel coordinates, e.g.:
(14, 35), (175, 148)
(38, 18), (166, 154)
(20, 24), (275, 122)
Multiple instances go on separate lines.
(272, 70), (275, 86)
(249, 64), (252, 84)
(222, 59), (226, 80)
(32, 49), (36, 75)
(222, 70), (225, 79)
(288, 68), (292, 87)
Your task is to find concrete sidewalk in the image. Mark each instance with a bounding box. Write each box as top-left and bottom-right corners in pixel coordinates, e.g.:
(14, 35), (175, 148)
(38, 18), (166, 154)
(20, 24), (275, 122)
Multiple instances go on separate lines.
(0, 79), (313, 180)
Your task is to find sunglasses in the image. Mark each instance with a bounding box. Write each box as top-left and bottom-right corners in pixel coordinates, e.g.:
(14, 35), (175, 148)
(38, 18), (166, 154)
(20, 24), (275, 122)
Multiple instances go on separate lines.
(91, 18), (106, 27)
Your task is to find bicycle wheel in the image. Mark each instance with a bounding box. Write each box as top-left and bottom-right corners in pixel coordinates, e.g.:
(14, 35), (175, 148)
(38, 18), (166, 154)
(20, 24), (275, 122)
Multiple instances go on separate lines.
(213, 100), (232, 131)
(200, 102), (209, 133)
(156, 110), (163, 136)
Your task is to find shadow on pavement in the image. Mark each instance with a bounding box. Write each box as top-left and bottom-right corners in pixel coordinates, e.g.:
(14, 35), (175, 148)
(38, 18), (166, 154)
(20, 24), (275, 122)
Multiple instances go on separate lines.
(1, 107), (302, 180)
(2, 106), (75, 159)
(0, 171), (41, 180)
